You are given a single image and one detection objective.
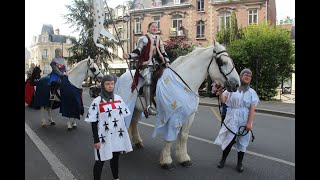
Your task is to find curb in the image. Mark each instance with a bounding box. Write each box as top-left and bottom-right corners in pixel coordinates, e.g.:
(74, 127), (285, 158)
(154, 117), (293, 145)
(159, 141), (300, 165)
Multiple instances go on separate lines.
(199, 102), (295, 118)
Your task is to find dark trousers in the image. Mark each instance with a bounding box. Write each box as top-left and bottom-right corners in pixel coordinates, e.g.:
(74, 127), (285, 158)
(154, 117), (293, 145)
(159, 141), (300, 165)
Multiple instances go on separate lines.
(93, 152), (120, 180)
(222, 136), (236, 159)
(50, 81), (60, 94)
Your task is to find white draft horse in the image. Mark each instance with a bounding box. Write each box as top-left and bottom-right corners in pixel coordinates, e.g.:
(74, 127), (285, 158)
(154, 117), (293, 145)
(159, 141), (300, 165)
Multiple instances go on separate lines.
(33, 57), (103, 130)
(115, 40), (240, 169)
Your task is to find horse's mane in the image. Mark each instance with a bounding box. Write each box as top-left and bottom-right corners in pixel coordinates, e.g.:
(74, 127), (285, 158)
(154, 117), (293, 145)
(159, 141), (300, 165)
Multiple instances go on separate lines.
(171, 42), (227, 68)
(171, 46), (213, 68)
(68, 59), (88, 74)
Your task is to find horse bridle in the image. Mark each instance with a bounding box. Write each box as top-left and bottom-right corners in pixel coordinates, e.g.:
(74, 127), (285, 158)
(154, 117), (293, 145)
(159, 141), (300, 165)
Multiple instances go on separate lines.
(207, 49), (235, 82)
(209, 50), (255, 142)
(170, 48), (235, 97)
(87, 60), (101, 81)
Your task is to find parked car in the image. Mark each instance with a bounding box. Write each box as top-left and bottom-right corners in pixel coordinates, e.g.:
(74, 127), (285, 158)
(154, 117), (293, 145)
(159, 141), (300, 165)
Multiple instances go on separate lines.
(89, 84), (101, 98)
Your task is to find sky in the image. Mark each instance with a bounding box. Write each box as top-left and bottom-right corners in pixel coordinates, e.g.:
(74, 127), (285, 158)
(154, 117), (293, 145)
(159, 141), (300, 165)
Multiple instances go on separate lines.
(25, 0), (295, 49)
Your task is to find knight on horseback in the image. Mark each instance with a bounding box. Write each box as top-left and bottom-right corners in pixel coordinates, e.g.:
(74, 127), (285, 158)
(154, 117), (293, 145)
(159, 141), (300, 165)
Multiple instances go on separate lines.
(123, 22), (170, 116)
(48, 48), (67, 100)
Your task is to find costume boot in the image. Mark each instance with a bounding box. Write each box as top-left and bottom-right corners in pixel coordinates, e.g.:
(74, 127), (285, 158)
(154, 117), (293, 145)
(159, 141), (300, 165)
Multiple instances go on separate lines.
(236, 151), (244, 173)
(144, 85), (157, 115)
(49, 85), (55, 101)
(217, 136), (236, 168)
(217, 147), (231, 168)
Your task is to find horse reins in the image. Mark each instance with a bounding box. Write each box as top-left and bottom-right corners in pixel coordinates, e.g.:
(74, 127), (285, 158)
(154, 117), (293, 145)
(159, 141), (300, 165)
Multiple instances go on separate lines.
(207, 49), (254, 142)
(87, 60), (101, 81)
(222, 120), (255, 142)
(168, 67), (200, 97)
(207, 50), (235, 82)
(169, 49), (235, 98)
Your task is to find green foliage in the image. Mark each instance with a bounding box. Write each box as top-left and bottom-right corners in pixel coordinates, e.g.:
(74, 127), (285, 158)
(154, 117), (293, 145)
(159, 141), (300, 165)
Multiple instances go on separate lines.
(228, 23), (295, 100)
(283, 16), (294, 24)
(63, 0), (118, 65)
(216, 11), (242, 46)
(164, 37), (193, 62)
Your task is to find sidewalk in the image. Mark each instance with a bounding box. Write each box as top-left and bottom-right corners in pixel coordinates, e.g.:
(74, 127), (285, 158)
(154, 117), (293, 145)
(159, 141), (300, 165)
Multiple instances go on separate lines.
(199, 94), (295, 118)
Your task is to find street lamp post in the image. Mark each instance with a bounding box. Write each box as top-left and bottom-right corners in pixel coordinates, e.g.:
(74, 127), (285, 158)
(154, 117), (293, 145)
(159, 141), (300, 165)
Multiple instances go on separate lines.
(123, 13), (130, 54)
(130, 2), (144, 52)
(123, 1), (133, 52)
(61, 42), (64, 58)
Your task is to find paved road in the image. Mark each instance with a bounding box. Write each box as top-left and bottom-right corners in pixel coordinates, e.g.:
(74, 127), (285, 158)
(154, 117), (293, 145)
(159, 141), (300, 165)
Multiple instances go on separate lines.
(25, 89), (295, 180)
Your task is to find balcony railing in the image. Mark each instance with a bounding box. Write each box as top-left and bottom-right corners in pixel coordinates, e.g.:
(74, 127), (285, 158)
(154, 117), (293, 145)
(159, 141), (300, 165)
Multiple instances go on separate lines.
(211, 0), (240, 4)
(169, 28), (185, 37)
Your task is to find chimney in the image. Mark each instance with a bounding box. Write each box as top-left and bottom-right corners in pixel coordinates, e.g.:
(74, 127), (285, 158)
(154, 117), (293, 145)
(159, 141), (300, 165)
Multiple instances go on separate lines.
(55, 28), (60, 35)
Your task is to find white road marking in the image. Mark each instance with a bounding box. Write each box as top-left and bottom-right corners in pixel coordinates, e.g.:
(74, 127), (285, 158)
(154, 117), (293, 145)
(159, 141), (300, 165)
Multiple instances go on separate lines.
(25, 122), (77, 180)
(84, 105), (295, 167)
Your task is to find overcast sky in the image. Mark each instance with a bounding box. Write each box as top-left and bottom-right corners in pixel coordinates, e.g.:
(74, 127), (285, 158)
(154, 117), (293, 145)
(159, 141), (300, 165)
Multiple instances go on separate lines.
(25, 0), (295, 49)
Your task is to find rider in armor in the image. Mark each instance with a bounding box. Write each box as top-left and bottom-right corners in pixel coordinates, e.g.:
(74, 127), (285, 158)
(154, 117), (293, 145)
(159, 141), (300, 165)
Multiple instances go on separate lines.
(48, 48), (67, 100)
(123, 22), (170, 115)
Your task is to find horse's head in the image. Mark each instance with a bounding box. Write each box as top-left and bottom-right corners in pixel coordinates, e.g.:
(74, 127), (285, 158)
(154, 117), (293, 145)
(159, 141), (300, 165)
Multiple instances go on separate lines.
(208, 40), (240, 92)
(86, 57), (103, 82)
(32, 65), (42, 80)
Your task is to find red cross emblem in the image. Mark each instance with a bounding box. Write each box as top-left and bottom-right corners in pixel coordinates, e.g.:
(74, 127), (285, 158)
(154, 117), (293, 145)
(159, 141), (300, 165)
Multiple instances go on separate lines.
(99, 100), (121, 112)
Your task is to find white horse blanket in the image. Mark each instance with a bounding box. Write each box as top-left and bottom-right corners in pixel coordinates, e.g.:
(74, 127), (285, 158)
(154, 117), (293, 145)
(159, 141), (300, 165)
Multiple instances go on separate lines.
(115, 69), (199, 141)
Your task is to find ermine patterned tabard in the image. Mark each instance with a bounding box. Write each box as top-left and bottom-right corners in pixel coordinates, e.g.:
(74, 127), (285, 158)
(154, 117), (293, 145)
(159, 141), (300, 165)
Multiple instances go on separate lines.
(85, 94), (132, 161)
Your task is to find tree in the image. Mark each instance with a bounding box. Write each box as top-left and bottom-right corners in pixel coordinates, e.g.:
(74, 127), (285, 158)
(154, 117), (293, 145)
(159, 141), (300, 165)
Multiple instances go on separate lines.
(229, 11), (240, 43)
(283, 16), (294, 24)
(216, 16), (228, 45)
(228, 23), (294, 100)
(164, 37), (193, 62)
(63, 0), (118, 68)
(216, 11), (242, 46)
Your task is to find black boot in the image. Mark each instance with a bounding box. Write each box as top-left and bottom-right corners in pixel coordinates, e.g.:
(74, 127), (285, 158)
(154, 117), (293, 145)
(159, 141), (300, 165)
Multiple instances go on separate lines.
(236, 151), (244, 173)
(217, 137), (236, 168)
(49, 86), (55, 100)
(217, 157), (226, 168)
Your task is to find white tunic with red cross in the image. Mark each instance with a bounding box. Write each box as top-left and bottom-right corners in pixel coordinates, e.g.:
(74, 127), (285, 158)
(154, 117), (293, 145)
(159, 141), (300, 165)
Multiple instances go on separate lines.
(85, 94), (132, 161)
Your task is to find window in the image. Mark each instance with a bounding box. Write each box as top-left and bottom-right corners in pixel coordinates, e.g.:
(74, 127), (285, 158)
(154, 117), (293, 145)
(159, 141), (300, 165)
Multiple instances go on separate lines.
(117, 7), (124, 18)
(153, 0), (162, 7)
(172, 15), (182, 32)
(42, 36), (47, 43)
(118, 27), (123, 39)
(196, 20), (205, 38)
(174, 0), (180, 4)
(218, 12), (231, 31)
(154, 16), (161, 30)
(197, 0), (204, 11)
(135, 18), (141, 33)
(118, 45), (123, 60)
(248, 9), (258, 25)
(42, 49), (48, 59)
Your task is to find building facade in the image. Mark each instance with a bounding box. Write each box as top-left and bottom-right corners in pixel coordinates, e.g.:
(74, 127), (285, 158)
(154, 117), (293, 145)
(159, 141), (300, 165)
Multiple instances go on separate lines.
(110, 0), (276, 54)
(29, 24), (76, 75)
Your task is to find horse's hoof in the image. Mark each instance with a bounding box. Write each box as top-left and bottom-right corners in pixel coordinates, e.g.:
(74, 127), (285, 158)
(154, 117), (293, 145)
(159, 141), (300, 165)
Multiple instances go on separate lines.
(135, 143), (144, 149)
(180, 160), (192, 168)
(72, 122), (77, 129)
(50, 122), (55, 126)
(160, 163), (176, 170)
